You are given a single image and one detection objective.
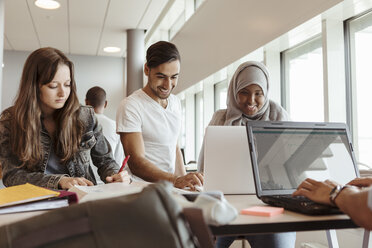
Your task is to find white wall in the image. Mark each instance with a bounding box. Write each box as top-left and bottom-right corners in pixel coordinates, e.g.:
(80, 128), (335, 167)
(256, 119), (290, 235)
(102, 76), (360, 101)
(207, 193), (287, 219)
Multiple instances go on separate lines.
(2, 50), (126, 120)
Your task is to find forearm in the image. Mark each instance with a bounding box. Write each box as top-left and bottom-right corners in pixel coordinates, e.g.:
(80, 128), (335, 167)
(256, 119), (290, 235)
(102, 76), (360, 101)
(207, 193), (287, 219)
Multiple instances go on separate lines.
(3, 165), (65, 189)
(128, 155), (176, 183)
(335, 188), (372, 230)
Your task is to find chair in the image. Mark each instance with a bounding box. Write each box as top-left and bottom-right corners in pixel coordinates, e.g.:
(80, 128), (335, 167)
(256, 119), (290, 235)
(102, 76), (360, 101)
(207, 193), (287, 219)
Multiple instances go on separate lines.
(0, 182), (213, 248)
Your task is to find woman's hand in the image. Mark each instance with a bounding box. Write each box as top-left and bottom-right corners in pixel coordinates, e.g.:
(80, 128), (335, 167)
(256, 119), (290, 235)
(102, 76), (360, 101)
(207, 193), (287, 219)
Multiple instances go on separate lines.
(106, 170), (131, 184)
(58, 176), (94, 190)
(292, 178), (339, 205)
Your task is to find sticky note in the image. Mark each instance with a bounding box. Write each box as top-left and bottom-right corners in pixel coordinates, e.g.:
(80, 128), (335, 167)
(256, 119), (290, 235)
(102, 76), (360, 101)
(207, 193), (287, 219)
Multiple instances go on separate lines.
(241, 206), (284, 217)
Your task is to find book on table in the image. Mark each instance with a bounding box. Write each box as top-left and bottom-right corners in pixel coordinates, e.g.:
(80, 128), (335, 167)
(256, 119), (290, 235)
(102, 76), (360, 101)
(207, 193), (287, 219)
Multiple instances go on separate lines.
(0, 183), (77, 214)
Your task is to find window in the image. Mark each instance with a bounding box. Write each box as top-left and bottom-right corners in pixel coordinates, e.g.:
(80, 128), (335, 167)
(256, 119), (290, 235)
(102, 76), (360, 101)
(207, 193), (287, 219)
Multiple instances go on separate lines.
(214, 80), (228, 111)
(346, 10), (372, 168)
(195, 91), (204, 158)
(195, 0), (204, 9)
(281, 36), (324, 122)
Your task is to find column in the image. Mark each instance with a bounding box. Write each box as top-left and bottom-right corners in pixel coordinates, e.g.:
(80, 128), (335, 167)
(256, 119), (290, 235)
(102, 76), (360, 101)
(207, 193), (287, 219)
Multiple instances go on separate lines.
(126, 29), (145, 96)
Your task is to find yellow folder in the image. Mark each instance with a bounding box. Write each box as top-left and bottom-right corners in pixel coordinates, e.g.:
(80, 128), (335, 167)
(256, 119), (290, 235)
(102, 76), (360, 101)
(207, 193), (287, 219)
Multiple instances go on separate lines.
(0, 183), (60, 207)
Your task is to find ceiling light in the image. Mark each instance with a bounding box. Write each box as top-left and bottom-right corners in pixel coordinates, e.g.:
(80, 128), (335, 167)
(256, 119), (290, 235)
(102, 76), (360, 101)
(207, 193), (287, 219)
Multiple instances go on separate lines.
(35, 0), (61, 10)
(103, 47), (121, 53)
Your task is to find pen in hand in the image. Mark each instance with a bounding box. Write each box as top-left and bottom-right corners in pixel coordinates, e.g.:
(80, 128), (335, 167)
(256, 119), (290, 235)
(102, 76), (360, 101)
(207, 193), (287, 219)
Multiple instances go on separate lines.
(119, 155), (130, 173)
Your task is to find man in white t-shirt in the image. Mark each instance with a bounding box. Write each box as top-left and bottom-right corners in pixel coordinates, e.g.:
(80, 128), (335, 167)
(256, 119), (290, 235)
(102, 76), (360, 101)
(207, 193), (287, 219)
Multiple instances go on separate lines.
(116, 41), (203, 190)
(85, 86), (124, 165)
(294, 176), (372, 230)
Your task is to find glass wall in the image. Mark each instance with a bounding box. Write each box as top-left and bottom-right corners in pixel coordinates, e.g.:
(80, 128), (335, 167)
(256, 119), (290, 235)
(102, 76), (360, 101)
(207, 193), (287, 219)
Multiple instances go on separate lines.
(214, 80), (228, 111)
(346, 11), (372, 168)
(281, 36), (324, 122)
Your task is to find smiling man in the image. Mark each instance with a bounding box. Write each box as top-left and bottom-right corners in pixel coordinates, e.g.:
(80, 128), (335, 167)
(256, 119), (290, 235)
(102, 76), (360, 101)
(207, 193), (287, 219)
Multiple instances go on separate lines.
(116, 41), (203, 190)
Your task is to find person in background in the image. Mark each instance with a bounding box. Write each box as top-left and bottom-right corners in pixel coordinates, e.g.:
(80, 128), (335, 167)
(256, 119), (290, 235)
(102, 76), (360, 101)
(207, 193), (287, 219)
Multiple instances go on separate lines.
(116, 41), (203, 190)
(198, 61), (295, 248)
(85, 86), (124, 165)
(294, 177), (372, 230)
(0, 47), (130, 190)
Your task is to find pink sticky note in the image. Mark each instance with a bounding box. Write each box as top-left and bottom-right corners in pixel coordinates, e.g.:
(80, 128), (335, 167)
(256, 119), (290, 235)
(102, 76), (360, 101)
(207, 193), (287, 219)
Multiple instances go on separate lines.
(241, 206), (284, 217)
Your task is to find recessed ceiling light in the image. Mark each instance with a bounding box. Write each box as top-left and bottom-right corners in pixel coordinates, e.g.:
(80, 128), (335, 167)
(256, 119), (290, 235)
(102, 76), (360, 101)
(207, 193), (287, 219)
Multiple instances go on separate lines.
(103, 47), (121, 53)
(35, 0), (60, 10)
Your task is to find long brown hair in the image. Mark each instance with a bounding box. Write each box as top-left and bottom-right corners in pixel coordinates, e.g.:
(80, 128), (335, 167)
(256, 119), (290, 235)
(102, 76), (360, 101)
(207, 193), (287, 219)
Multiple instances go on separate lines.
(11, 47), (84, 168)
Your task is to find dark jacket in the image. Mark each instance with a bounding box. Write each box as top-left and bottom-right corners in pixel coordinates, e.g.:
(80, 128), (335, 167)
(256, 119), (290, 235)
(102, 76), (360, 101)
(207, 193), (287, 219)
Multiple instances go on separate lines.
(0, 106), (119, 189)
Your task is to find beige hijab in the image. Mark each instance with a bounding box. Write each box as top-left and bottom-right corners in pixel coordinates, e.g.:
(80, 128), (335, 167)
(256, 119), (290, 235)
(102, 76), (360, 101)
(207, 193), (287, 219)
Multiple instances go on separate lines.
(225, 61), (289, 126)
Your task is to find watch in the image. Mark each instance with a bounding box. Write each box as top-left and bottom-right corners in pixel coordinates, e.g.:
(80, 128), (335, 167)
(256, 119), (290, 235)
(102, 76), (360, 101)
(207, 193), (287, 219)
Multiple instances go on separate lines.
(329, 185), (347, 205)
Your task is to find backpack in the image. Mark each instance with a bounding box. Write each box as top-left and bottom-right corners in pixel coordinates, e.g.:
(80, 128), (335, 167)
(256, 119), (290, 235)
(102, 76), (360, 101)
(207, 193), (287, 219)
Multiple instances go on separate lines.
(0, 182), (213, 248)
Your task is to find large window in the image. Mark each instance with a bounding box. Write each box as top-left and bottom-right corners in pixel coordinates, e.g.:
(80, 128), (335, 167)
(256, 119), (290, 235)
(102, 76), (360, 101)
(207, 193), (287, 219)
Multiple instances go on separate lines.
(214, 80), (228, 111)
(346, 10), (372, 168)
(281, 36), (324, 122)
(195, 92), (204, 158)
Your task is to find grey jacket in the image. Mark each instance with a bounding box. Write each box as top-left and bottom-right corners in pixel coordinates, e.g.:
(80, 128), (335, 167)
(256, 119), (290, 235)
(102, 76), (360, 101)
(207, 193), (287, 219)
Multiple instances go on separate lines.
(0, 106), (119, 189)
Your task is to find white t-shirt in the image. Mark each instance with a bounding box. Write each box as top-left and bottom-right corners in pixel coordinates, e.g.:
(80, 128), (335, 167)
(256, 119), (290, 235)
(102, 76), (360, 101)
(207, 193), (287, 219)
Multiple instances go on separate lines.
(116, 89), (181, 180)
(96, 113), (124, 164)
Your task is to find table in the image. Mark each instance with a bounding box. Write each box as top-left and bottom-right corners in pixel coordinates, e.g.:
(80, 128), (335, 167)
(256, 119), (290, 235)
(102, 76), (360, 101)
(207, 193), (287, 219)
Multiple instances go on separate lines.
(210, 195), (368, 248)
(0, 193), (369, 248)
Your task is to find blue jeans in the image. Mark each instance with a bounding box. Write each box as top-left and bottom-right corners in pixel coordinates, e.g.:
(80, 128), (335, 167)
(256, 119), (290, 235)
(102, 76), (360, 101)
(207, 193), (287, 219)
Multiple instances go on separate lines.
(216, 232), (296, 248)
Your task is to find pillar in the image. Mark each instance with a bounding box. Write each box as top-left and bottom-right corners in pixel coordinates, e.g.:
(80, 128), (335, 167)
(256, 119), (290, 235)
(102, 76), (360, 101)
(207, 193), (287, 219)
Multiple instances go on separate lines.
(126, 29), (145, 96)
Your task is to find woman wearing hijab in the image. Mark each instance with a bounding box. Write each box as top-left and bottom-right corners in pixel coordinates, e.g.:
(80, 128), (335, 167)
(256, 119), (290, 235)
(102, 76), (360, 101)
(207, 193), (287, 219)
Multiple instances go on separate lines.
(198, 61), (295, 248)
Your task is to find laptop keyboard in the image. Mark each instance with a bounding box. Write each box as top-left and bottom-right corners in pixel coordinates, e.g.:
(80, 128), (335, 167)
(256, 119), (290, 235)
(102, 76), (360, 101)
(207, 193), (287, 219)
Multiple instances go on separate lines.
(269, 195), (317, 207)
(261, 194), (342, 215)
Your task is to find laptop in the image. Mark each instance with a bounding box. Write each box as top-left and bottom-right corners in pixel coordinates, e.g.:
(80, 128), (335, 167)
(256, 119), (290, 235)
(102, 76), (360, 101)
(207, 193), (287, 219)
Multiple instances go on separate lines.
(246, 121), (360, 215)
(203, 126), (255, 194)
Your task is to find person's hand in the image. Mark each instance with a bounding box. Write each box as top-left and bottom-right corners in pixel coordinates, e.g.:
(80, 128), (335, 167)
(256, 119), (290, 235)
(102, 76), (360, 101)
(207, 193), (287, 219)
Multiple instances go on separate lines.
(174, 172), (204, 191)
(58, 176), (94, 190)
(292, 178), (340, 205)
(347, 177), (372, 188)
(106, 170), (131, 184)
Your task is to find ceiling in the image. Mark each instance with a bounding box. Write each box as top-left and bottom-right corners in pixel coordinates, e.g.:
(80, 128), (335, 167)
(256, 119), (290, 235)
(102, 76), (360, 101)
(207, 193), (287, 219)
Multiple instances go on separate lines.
(172, 0), (343, 94)
(4, 0), (168, 57)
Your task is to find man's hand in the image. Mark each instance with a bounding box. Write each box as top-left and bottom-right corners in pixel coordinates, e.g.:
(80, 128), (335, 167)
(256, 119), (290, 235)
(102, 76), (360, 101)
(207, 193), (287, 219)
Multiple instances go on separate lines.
(106, 170), (131, 184)
(58, 177), (94, 190)
(173, 172), (204, 191)
(292, 178), (339, 205)
(347, 177), (372, 188)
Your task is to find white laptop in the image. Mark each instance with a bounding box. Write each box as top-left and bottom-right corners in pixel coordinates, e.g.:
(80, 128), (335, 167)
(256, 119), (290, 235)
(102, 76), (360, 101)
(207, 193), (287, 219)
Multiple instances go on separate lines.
(203, 126), (255, 194)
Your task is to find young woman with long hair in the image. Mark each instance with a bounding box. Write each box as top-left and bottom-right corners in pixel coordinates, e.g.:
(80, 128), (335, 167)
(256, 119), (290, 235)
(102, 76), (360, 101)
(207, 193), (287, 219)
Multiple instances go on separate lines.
(0, 47), (130, 189)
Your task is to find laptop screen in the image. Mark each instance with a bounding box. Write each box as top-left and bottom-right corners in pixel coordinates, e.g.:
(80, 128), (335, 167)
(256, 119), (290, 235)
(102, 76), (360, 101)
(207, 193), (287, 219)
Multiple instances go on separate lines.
(246, 122), (360, 196)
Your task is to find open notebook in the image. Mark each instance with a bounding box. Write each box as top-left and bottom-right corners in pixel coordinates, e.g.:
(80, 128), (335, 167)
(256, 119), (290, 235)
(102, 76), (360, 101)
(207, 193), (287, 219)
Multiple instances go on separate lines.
(246, 121), (360, 215)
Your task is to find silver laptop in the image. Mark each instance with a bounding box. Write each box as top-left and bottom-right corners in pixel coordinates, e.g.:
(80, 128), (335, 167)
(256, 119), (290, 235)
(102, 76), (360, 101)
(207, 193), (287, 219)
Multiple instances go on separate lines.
(246, 121), (360, 215)
(203, 126), (255, 194)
